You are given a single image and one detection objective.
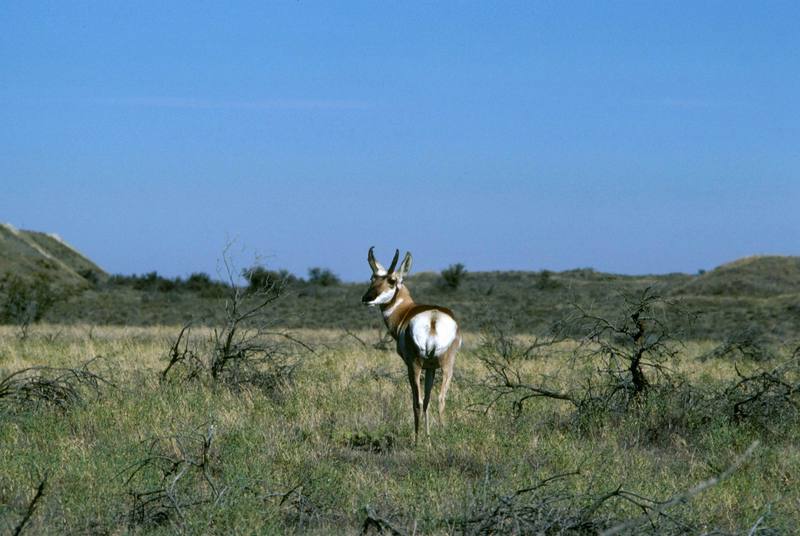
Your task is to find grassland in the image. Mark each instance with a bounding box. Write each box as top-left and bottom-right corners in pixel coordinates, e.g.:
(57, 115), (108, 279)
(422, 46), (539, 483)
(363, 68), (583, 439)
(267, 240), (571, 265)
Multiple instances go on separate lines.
(2, 324), (798, 534)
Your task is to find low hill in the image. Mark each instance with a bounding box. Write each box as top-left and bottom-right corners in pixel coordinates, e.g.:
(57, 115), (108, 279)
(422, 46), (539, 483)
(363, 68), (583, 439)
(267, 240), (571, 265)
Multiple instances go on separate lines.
(671, 256), (800, 297)
(0, 223), (106, 288)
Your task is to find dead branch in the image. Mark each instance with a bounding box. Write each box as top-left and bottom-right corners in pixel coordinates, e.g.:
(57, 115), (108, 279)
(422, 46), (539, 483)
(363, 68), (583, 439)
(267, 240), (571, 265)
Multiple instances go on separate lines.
(362, 505), (407, 535)
(343, 327), (394, 351)
(271, 480), (326, 531)
(160, 322), (203, 383)
(12, 474), (47, 536)
(472, 324), (576, 416)
(122, 423), (225, 529)
(600, 440), (760, 536)
(343, 328), (369, 348)
(455, 471), (594, 535)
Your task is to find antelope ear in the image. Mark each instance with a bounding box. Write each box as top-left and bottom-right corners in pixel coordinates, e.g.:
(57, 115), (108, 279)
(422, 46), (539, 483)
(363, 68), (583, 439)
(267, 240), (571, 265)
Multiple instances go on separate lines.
(368, 246), (386, 275)
(397, 252), (413, 281)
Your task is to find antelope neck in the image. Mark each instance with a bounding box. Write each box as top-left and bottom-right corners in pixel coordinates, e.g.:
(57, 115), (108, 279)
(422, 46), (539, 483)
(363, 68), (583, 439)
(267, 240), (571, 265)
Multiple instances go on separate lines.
(380, 285), (414, 338)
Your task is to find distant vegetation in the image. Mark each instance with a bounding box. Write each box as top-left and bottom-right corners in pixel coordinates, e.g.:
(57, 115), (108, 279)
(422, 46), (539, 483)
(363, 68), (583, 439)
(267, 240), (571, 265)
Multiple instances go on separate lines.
(0, 274), (61, 338)
(440, 262), (467, 290)
(534, 269), (560, 290)
(107, 271), (229, 297)
(307, 267), (341, 286)
(103, 266), (342, 295)
(242, 266), (300, 292)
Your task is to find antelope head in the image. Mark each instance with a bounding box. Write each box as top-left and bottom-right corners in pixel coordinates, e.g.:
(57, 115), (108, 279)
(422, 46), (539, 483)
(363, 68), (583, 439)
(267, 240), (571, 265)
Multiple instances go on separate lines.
(361, 246), (412, 306)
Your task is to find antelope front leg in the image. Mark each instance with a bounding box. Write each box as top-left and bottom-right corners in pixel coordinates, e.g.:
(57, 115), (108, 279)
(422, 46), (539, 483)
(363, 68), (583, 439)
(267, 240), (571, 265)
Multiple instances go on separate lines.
(407, 363), (423, 444)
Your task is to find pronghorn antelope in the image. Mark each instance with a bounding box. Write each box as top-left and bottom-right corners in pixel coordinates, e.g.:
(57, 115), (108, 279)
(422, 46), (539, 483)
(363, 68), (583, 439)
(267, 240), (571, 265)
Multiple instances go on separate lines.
(361, 247), (462, 443)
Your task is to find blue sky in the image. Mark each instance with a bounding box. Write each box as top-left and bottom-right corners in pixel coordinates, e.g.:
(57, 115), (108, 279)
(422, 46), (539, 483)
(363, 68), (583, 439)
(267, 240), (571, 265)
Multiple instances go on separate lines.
(2, 2), (798, 281)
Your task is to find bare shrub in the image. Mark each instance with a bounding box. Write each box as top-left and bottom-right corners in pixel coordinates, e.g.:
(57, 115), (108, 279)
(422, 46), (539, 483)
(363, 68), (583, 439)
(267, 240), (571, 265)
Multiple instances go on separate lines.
(475, 290), (697, 426)
(573, 288), (688, 405)
(600, 441), (761, 536)
(161, 248), (309, 393)
(718, 356), (800, 430)
(121, 424), (224, 530)
(0, 358), (112, 413)
(455, 471), (597, 535)
(160, 322), (205, 384)
(249, 478), (332, 531)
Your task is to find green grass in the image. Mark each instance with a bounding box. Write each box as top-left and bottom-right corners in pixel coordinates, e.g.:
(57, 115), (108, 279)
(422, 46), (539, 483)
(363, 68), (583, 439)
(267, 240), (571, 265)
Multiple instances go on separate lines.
(1, 326), (797, 534)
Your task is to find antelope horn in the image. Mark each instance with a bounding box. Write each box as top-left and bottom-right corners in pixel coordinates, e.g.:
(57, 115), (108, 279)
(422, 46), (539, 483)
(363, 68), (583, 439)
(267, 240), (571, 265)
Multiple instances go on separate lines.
(367, 246), (386, 274)
(387, 248), (400, 274)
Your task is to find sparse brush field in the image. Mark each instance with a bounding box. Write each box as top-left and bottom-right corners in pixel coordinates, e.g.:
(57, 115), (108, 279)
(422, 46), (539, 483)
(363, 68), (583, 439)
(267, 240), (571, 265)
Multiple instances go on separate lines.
(1, 324), (798, 534)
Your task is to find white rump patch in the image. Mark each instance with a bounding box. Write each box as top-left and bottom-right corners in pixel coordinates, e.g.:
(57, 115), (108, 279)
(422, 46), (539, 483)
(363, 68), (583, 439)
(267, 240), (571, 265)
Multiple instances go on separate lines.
(409, 311), (458, 359)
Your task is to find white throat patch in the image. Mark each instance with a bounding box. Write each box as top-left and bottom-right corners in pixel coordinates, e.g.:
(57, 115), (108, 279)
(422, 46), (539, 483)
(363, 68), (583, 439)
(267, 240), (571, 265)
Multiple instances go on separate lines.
(383, 298), (404, 317)
(367, 287), (396, 306)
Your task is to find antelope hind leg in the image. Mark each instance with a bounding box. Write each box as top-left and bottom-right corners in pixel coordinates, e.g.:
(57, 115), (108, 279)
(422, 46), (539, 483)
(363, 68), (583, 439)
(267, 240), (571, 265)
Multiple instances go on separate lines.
(407, 364), (423, 444)
(438, 351), (456, 426)
(423, 368), (436, 437)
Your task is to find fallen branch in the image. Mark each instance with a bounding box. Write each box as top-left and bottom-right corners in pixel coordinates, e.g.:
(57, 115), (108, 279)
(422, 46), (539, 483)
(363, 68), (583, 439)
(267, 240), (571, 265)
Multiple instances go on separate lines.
(600, 440), (760, 536)
(121, 424), (225, 529)
(362, 505), (406, 536)
(12, 474), (47, 536)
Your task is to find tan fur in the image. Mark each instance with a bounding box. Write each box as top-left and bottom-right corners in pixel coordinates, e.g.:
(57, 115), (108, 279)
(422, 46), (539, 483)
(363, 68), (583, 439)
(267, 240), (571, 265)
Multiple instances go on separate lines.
(362, 249), (462, 444)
